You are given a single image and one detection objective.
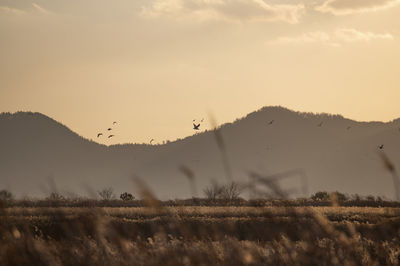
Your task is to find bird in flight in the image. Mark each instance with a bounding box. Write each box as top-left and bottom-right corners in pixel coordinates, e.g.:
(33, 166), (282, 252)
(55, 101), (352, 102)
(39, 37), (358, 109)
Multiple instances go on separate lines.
(108, 135), (115, 138)
(379, 144), (384, 150)
(318, 122), (323, 127)
(113, 121), (117, 125)
(150, 139), (154, 144)
(108, 128), (112, 131)
(268, 120), (274, 125)
(97, 133), (103, 138)
(193, 123), (200, 130)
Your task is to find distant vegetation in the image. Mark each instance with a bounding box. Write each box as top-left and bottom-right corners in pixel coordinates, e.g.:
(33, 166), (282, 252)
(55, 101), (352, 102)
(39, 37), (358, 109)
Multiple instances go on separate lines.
(0, 188), (398, 208)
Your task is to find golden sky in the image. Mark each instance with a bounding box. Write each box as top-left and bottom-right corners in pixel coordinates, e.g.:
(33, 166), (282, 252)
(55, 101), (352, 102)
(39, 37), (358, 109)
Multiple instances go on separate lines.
(1, 0), (400, 144)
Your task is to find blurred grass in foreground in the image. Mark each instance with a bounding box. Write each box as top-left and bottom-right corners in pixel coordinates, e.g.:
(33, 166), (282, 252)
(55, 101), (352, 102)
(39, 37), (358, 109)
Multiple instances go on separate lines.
(1, 199), (400, 265)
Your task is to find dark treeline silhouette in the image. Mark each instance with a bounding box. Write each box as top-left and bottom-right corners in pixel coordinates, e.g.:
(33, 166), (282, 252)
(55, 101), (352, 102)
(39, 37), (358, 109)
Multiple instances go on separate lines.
(2, 191), (399, 208)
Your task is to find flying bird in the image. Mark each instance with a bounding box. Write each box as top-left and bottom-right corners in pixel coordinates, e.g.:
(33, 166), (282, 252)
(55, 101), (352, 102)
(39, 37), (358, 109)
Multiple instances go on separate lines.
(318, 122), (323, 127)
(150, 139), (154, 144)
(379, 144), (384, 150)
(108, 128), (112, 131)
(193, 123), (200, 130)
(268, 120), (274, 125)
(108, 135), (114, 138)
(97, 133), (103, 138)
(113, 121), (117, 125)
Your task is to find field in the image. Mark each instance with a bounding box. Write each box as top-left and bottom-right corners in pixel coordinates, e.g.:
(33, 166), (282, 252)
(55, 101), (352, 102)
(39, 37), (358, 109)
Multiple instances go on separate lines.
(1, 202), (400, 265)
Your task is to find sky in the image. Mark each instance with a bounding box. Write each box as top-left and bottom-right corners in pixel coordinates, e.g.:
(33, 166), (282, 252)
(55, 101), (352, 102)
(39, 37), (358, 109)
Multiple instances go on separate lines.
(1, 0), (400, 145)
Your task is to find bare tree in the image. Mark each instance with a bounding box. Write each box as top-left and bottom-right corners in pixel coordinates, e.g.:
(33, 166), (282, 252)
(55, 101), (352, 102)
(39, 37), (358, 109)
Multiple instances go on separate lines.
(204, 182), (242, 201)
(220, 182), (242, 200)
(203, 183), (223, 201)
(98, 187), (115, 200)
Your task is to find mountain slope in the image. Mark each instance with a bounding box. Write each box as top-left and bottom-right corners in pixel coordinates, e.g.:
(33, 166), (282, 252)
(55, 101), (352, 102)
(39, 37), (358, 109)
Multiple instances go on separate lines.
(1, 107), (399, 199)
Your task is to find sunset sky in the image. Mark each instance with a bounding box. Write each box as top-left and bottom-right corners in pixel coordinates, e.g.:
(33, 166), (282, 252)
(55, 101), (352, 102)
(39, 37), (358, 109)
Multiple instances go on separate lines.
(1, 0), (399, 144)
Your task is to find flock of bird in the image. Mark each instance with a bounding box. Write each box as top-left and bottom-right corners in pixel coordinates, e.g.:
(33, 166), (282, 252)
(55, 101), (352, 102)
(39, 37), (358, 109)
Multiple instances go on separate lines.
(95, 117), (206, 145)
(267, 119), (385, 150)
(97, 121), (117, 139)
(95, 117), (387, 149)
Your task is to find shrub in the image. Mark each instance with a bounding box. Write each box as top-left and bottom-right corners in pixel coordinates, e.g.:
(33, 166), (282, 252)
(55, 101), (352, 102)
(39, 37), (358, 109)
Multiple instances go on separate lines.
(311, 191), (330, 201)
(120, 192), (134, 201)
(98, 187), (115, 200)
(0, 190), (13, 201)
(47, 192), (64, 201)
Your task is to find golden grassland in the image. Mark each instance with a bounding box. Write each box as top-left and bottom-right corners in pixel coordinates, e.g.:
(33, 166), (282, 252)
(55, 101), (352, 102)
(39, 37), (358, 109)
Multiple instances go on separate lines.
(5, 205), (400, 219)
(1, 203), (400, 265)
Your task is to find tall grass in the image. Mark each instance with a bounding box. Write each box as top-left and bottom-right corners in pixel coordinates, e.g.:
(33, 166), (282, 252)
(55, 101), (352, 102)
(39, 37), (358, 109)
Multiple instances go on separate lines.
(1, 194), (400, 265)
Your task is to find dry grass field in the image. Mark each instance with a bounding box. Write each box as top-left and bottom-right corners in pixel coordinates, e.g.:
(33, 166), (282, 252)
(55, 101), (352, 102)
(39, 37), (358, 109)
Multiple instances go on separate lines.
(1, 202), (400, 265)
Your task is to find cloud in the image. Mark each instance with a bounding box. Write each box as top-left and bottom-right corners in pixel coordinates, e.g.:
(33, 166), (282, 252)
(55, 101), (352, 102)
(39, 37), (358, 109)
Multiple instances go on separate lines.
(32, 3), (51, 15)
(335, 28), (394, 42)
(142, 0), (305, 23)
(0, 3), (53, 16)
(270, 31), (332, 44)
(316, 0), (400, 15)
(0, 6), (26, 15)
(268, 28), (394, 46)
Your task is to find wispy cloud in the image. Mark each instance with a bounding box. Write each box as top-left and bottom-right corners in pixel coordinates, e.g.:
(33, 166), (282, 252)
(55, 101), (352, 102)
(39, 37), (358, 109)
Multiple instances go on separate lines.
(268, 28), (394, 46)
(142, 0), (305, 24)
(0, 6), (26, 15)
(269, 31), (333, 45)
(316, 0), (400, 15)
(32, 3), (51, 15)
(0, 3), (53, 16)
(335, 28), (394, 42)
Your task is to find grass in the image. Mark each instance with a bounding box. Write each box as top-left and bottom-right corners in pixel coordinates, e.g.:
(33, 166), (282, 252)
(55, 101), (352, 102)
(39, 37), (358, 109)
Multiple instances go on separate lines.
(1, 200), (400, 265)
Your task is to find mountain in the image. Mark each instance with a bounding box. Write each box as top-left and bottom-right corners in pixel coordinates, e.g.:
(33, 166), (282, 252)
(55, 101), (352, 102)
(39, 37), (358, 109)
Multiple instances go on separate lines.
(1, 107), (400, 199)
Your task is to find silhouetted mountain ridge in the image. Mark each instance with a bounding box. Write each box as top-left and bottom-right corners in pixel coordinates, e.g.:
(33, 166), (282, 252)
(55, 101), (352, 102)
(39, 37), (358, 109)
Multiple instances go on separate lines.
(1, 106), (399, 199)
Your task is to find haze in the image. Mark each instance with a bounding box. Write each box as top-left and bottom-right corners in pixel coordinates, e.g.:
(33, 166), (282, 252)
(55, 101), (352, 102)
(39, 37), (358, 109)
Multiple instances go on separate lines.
(1, 0), (400, 144)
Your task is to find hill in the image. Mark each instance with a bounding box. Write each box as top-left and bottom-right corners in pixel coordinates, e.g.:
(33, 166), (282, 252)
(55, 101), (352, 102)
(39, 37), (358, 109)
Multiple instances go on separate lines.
(1, 107), (399, 199)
